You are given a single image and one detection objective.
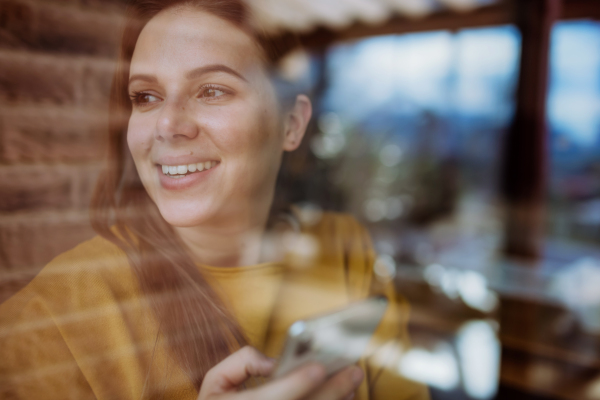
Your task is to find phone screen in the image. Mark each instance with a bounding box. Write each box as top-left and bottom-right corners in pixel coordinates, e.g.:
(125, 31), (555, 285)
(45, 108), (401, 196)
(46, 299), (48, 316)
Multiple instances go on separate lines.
(273, 295), (389, 378)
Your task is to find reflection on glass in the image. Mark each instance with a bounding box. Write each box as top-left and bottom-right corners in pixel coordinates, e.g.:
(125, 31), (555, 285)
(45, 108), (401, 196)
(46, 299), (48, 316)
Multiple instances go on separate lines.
(548, 20), (600, 245)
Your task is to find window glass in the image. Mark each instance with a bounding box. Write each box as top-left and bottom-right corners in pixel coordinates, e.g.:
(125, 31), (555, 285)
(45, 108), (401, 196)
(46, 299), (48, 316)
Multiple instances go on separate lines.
(547, 20), (600, 244)
(310, 26), (521, 268)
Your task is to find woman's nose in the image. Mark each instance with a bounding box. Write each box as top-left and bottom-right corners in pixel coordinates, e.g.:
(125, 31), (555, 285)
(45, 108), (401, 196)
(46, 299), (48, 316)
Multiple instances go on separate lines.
(155, 101), (199, 141)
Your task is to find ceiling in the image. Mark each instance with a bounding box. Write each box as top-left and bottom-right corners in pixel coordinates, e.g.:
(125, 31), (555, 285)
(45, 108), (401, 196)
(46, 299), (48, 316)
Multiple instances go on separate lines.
(249, 0), (498, 34)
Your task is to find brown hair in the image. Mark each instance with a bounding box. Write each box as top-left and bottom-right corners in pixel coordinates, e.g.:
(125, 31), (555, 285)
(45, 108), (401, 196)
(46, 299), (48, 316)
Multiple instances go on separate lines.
(90, 0), (296, 391)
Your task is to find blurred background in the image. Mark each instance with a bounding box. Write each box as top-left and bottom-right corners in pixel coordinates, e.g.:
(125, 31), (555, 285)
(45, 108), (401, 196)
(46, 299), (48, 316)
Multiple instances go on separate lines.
(0, 0), (599, 399)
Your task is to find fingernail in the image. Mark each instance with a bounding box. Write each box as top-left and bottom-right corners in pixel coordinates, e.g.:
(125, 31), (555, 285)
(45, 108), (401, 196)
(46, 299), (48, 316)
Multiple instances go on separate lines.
(352, 367), (364, 385)
(308, 364), (325, 380)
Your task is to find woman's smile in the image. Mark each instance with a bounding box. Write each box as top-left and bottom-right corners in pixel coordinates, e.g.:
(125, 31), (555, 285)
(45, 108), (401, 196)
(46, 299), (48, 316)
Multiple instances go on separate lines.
(160, 160), (218, 177)
(157, 160), (220, 190)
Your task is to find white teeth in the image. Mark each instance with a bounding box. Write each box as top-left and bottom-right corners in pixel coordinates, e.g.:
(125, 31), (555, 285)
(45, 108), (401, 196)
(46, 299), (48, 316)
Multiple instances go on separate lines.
(161, 161), (218, 176)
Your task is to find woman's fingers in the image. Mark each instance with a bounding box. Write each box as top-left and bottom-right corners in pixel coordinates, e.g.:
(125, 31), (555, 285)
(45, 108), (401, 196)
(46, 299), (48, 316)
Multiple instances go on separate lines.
(201, 346), (275, 395)
(308, 366), (364, 400)
(200, 347), (363, 400)
(242, 363), (327, 400)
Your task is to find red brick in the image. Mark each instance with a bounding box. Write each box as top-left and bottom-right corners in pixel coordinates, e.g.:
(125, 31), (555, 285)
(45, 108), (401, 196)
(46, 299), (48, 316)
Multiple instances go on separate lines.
(0, 50), (117, 107)
(0, 1), (124, 56)
(0, 164), (75, 213)
(80, 58), (116, 107)
(36, 3), (123, 57)
(0, 0), (36, 50)
(32, 0), (80, 7)
(0, 51), (81, 104)
(79, 0), (129, 13)
(72, 164), (103, 209)
(0, 105), (108, 163)
(0, 211), (95, 302)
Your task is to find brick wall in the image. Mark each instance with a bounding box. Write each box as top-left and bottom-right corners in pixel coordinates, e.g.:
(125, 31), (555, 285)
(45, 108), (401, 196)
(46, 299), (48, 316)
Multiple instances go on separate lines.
(0, 0), (126, 302)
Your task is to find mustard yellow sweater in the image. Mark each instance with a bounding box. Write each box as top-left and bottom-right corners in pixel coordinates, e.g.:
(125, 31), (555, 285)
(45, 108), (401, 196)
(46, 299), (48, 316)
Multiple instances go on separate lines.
(0, 212), (428, 400)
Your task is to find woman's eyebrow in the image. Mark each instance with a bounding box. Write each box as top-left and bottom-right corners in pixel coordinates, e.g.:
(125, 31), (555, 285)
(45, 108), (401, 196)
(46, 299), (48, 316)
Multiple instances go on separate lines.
(129, 74), (157, 86)
(185, 64), (248, 82)
(128, 65), (247, 88)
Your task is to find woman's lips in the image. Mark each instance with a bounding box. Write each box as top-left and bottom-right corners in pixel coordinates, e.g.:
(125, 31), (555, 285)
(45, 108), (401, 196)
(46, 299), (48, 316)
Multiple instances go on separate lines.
(157, 162), (219, 190)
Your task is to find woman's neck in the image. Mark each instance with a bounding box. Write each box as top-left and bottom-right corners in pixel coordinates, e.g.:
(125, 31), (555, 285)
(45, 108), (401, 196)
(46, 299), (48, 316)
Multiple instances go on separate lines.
(174, 226), (262, 268)
(173, 206), (280, 267)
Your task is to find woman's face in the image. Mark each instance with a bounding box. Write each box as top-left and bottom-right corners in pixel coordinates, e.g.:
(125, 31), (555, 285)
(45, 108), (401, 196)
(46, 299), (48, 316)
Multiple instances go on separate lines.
(127, 7), (292, 228)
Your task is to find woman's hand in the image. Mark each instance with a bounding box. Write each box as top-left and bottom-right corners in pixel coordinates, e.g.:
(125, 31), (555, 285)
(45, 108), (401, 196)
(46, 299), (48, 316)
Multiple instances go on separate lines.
(197, 346), (364, 400)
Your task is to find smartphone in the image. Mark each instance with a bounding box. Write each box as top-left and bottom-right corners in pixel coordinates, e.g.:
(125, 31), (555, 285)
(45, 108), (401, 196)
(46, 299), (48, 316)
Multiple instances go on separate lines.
(272, 295), (389, 378)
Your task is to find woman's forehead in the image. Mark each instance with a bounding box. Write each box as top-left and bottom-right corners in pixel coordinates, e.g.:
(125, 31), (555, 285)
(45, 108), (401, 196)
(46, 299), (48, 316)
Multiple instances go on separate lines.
(130, 7), (261, 78)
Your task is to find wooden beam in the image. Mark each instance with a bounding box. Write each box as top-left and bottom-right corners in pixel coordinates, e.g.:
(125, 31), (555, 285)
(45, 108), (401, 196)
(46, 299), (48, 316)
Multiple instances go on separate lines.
(562, 0), (600, 20)
(294, 2), (513, 50)
(500, 0), (562, 261)
(277, 0), (597, 52)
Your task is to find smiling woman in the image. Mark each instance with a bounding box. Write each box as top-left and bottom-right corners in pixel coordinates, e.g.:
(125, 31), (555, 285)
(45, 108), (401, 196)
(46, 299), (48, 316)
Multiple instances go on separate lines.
(0, 1), (428, 400)
(125, 7), (294, 229)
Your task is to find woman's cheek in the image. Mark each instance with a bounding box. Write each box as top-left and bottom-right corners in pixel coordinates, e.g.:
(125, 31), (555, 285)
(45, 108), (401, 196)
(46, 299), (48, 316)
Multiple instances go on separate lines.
(127, 117), (154, 157)
(207, 104), (267, 154)
(127, 118), (156, 190)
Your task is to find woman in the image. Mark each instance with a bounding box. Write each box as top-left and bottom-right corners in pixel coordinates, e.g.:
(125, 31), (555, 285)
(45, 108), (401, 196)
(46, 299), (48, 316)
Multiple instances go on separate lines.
(0, 1), (429, 399)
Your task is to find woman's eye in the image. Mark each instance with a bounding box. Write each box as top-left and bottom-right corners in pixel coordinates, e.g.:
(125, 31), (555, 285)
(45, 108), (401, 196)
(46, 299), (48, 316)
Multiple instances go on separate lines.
(200, 87), (227, 99)
(130, 92), (160, 106)
(141, 94), (159, 102)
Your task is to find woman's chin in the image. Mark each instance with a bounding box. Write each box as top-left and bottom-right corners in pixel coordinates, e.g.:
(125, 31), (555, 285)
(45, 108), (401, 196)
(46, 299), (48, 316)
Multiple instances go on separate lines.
(157, 206), (211, 228)
(163, 217), (204, 228)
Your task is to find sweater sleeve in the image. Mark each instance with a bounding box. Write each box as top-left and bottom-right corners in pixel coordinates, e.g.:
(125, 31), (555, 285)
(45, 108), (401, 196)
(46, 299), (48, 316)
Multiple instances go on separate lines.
(0, 295), (96, 400)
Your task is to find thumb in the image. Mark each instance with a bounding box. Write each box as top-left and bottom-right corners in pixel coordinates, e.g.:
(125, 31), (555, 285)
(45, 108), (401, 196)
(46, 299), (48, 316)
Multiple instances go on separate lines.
(201, 346), (275, 395)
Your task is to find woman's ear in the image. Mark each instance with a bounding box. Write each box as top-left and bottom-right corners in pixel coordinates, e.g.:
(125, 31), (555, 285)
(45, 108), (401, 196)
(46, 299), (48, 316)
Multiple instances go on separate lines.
(282, 94), (312, 152)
